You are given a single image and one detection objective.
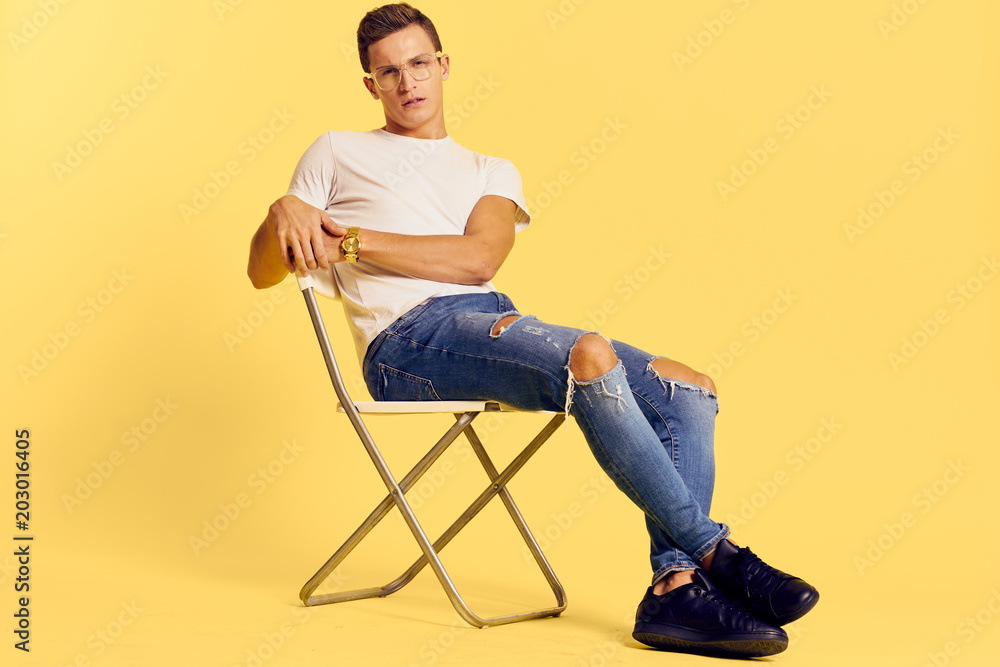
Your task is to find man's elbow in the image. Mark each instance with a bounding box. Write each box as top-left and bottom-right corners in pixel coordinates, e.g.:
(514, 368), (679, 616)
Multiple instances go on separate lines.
(247, 262), (282, 290)
(247, 267), (267, 290)
(464, 240), (510, 284)
(468, 258), (501, 284)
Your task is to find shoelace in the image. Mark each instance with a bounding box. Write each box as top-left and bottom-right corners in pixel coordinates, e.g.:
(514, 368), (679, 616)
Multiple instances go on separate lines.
(692, 585), (756, 620)
(738, 547), (792, 600)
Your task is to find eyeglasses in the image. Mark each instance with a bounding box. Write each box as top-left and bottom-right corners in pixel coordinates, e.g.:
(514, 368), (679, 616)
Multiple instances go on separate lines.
(367, 51), (444, 91)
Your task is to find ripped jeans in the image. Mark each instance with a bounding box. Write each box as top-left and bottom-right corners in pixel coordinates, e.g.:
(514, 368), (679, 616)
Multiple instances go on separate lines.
(362, 292), (729, 583)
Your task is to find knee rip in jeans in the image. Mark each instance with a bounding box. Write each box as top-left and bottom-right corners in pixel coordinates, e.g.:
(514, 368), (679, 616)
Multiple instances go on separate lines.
(646, 356), (717, 399)
(489, 312), (539, 337)
(564, 333), (625, 417)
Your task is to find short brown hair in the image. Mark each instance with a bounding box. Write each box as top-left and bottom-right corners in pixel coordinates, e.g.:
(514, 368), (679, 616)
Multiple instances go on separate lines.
(357, 3), (442, 73)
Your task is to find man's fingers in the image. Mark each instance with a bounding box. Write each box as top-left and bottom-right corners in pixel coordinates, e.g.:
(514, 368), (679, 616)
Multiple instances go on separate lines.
(311, 229), (331, 271)
(287, 240), (314, 277)
(279, 233), (296, 274)
(285, 241), (302, 275)
(321, 217), (347, 237)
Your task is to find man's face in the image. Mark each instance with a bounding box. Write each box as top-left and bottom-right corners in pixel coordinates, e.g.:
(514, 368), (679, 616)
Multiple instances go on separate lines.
(364, 24), (450, 139)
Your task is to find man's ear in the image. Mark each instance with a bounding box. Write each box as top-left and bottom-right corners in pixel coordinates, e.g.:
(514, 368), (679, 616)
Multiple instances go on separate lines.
(363, 76), (381, 100)
(440, 54), (450, 82)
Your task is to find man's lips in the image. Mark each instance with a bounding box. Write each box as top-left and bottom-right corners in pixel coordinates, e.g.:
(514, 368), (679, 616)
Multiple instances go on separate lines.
(402, 97), (425, 108)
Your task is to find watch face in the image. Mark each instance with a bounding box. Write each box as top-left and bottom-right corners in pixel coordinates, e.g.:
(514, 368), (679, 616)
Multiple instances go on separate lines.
(343, 238), (360, 253)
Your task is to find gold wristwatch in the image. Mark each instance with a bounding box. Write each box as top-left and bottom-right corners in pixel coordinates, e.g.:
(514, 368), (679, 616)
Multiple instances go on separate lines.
(341, 227), (361, 263)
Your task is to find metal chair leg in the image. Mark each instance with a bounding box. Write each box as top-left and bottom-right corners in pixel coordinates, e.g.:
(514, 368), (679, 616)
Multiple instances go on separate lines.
(299, 413), (568, 627)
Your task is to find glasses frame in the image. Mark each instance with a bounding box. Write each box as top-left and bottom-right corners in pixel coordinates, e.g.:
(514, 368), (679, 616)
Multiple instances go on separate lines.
(367, 51), (445, 91)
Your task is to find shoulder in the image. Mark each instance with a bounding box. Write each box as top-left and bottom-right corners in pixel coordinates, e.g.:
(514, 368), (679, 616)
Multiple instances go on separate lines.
(449, 139), (522, 179)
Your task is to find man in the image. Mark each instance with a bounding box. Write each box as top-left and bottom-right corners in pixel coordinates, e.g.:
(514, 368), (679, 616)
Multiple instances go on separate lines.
(247, 3), (818, 659)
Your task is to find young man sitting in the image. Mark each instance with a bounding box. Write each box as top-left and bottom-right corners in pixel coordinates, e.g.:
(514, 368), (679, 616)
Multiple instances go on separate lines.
(247, 3), (819, 659)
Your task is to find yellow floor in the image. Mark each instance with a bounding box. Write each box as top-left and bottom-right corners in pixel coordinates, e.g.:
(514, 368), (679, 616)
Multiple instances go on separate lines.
(17, 517), (999, 667)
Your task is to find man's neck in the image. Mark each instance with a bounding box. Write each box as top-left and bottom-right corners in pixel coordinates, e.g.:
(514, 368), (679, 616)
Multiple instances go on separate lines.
(382, 119), (448, 140)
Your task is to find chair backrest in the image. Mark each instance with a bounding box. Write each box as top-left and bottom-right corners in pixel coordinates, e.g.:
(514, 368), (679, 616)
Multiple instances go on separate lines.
(295, 268), (354, 405)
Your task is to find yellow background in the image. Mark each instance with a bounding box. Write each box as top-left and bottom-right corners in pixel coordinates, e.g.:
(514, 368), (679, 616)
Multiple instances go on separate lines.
(3, 0), (999, 664)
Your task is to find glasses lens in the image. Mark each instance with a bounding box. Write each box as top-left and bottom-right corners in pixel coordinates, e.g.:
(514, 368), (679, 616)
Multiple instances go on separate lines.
(373, 54), (438, 89)
(374, 67), (400, 90)
(406, 55), (436, 80)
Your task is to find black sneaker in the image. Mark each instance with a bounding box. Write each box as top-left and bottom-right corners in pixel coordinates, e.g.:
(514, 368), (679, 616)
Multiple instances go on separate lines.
(708, 540), (819, 626)
(632, 569), (788, 658)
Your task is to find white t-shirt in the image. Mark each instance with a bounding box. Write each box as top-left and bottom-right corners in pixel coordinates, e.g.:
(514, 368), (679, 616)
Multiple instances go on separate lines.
(286, 129), (531, 362)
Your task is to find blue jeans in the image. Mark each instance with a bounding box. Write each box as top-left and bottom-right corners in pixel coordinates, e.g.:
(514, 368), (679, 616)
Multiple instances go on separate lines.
(363, 292), (729, 582)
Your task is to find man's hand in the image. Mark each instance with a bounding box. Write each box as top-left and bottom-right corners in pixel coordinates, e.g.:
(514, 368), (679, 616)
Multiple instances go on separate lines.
(269, 195), (346, 276)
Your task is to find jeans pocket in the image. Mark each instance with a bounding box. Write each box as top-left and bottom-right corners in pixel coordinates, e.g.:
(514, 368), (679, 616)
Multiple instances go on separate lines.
(384, 298), (438, 338)
(378, 364), (442, 401)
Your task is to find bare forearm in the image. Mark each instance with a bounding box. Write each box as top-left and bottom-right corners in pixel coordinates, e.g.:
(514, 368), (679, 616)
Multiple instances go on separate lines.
(357, 229), (509, 285)
(352, 194), (517, 285)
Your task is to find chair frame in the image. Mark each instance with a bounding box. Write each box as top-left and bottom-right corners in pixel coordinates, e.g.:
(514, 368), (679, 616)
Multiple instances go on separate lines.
(295, 273), (567, 628)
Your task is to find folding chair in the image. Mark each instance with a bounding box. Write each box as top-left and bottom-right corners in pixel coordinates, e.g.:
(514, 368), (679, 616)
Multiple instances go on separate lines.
(295, 269), (567, 628)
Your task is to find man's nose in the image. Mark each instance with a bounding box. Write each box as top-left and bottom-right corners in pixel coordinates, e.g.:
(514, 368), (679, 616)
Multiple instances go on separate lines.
(398, 67), (417, 90)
